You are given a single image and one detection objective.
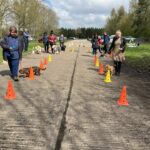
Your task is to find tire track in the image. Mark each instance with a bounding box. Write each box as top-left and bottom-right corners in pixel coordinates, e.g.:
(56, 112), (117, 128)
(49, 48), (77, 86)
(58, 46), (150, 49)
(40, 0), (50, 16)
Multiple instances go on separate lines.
(54, 44), (80, 150)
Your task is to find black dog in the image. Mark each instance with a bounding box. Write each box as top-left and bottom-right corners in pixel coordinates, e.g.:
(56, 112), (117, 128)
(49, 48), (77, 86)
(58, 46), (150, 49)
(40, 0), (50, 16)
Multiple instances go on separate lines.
(19, 66), (41, 78)
(61, 45), (66, 51)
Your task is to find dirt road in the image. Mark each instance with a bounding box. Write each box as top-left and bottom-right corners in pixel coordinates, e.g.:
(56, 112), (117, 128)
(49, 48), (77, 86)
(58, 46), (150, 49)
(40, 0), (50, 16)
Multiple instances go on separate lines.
(0, 40), (150, 150)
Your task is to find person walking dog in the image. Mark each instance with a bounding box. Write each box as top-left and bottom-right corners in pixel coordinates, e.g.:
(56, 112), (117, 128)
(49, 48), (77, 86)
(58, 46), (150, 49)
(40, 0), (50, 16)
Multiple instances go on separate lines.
(48, 30), (57, 54)
(0, 26), (23, 81)
(43, 32), (49, 53)
(109, 30), (126, 76)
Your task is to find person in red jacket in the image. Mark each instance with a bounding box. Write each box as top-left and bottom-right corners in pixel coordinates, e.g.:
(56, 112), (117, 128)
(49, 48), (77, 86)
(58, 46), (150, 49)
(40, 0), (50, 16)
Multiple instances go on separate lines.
(48, 30), (57, 54)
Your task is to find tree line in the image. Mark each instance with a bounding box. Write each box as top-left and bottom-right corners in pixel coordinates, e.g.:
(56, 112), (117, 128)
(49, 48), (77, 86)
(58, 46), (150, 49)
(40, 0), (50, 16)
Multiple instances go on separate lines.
(60, 28), (104, 39)
(105, 0), (150, 40)
(0, 0), (58, 37)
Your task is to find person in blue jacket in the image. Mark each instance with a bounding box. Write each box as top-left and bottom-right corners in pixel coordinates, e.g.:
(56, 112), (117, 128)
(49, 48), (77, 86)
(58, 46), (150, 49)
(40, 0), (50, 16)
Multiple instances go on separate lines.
(42, 32), (49, 53)
(103, 32), (110, 54)
(0, 26), (22, 81)
(23, 28), (30, 51)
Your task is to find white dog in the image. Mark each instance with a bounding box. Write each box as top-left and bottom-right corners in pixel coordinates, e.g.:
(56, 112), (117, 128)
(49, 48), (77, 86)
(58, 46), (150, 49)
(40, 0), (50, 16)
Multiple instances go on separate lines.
(32, 46), (44, 54)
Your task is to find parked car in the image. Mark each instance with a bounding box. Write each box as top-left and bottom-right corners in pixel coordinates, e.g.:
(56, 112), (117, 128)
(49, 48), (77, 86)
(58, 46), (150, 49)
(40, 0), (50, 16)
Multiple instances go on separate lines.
(123, 36), (136, 43)
(109, 35), (115, 44)
(69, 37), (76, 40)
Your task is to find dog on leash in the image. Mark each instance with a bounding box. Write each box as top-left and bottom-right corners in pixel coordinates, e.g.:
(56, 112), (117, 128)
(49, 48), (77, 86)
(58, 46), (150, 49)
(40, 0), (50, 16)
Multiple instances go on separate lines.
(19, 66), (41, 78)
(105, 64), (115, 76)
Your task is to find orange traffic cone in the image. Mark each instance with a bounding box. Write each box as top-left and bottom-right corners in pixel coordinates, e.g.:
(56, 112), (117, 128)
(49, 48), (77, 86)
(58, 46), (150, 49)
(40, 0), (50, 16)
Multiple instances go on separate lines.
(117, 86), (129, 106)
(4, 80), (16, 100)
(99, 63), (104, 75)
(27, 67), (34, 80)
(40, 60), (44, 70)
(44, 57), (48, 66)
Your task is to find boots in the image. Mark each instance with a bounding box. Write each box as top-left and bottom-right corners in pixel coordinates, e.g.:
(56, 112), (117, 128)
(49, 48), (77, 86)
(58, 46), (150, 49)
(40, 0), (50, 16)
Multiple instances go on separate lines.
(117, 62), (122, 75)
(114, 61), (122, 76)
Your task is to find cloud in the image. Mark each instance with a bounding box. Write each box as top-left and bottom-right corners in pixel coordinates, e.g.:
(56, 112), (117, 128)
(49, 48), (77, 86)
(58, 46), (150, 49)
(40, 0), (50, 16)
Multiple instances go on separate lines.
(43, 0), (130, 28)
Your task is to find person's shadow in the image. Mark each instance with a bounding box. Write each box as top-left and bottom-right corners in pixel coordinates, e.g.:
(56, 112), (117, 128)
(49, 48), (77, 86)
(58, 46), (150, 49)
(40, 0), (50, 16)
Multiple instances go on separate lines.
(0, 70), (10, 76)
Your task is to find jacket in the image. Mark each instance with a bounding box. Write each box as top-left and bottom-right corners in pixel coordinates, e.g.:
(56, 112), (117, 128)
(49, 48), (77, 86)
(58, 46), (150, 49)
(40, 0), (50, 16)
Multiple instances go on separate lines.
(0, 35), (22, 60)
(103, 34), (110, 44)
(23, 32), (30, 41)
(42, 35), (49, 43)
(48, 35), (57, 44)
(92, 37), (98, 49)
(109, 37), (126, 52)
(109, 37), (126, 62)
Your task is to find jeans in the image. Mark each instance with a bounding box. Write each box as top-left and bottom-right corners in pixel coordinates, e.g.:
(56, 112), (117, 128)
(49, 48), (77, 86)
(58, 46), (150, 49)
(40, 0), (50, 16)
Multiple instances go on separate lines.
(44, 42), (49, 53)
(93, 48), (97, 55)
(8, 58), (19, 77)
(104, 44), (109, 54)
(24, 40), (29, 51)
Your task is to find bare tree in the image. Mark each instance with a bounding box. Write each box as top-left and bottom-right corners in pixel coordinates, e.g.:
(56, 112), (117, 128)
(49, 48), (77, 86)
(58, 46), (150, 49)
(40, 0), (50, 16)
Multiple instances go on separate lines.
(12, 0), (58, 36)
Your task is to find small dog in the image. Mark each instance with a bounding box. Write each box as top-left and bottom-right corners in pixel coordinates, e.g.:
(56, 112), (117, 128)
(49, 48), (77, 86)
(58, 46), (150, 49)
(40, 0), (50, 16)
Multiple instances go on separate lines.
(19, 66), (41, 78)
(32, 46), (43, 54)
(105, 64), (115, 76)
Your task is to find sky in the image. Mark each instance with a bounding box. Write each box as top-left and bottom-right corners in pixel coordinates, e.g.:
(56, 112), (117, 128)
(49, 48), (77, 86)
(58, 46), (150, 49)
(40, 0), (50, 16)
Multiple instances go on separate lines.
(43, 0), (130, 28)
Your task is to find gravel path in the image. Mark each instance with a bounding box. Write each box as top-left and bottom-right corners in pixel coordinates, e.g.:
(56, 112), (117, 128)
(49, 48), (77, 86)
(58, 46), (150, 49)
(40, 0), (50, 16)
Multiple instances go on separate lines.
(0, 40), (150, 150)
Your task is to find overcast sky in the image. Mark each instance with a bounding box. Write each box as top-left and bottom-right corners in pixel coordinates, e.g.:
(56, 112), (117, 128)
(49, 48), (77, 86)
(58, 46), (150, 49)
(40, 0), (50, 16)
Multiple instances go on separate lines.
(43, 0), (130, 28)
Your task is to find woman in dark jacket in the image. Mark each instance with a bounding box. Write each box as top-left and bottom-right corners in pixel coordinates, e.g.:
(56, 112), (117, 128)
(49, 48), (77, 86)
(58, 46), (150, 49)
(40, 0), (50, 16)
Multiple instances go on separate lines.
(109, 30), (126, 76)
(92, 34), (98, 56)
(0, 26), (22, 81)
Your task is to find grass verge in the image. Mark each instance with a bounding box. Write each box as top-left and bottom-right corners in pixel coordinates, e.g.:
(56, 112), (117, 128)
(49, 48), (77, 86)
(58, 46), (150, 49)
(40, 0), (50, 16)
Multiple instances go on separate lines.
(125, 44), (150, 72)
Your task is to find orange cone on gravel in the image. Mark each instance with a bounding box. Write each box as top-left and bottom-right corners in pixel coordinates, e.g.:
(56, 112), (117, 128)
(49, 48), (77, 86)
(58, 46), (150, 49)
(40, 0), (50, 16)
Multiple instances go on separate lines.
(99, 63), (104, 75)
(28, 67), (34, 80)
(44, 57), (48, 65)
(40, 60), (44, 70)
(4, 80), (16, 100)
(94, 55), (97, 64)
(117, 86), (129, 106)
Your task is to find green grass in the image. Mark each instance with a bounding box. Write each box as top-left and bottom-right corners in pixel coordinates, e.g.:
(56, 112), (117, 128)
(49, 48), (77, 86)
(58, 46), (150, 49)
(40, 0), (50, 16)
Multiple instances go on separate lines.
(126, 44), (150, 70)
(0, 41), (43, 62)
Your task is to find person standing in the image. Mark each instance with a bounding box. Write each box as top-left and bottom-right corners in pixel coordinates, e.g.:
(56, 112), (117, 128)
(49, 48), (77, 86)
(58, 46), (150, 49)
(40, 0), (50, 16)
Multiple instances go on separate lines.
(48, 30), (57, 54)
(103, 32), (110, 54)
(59, 34), (65, 47)
(97, 36), (103, 55)
(109, 30), (126, 76)
(42, 32), (49, 53)
(0, 26), (22, 81)
(91, 34), (98, 56)
(23, 28), (30, 51)
(18, 29), (24, 69)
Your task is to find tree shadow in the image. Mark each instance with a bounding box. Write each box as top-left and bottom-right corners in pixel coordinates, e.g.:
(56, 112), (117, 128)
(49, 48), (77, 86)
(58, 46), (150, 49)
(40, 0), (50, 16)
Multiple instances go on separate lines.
(87, 67), (99, 72)
(81, 54), (93, 58)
